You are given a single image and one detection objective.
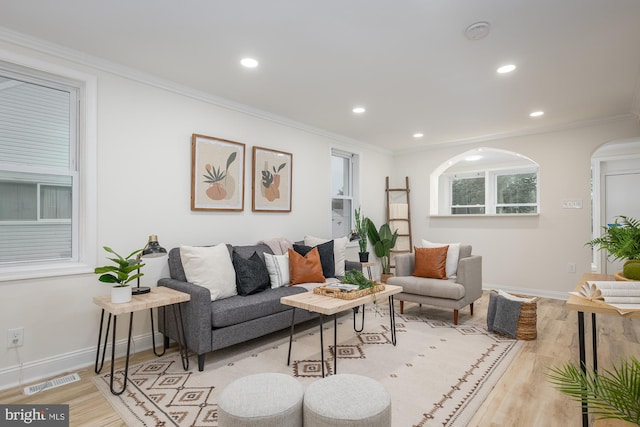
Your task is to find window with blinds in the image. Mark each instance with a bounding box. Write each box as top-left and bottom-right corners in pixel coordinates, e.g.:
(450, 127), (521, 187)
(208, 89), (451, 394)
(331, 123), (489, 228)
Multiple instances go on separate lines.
(0, 73), (78, 264)
(331, 149), (360, 239)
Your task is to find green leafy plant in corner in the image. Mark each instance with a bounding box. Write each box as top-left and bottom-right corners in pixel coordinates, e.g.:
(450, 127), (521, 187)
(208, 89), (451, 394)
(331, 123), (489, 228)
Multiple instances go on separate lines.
(94, 246), (145, 287)
(586, 215), (640, 280)
(547, 356), (640, 425)
(367, 220), (399, 274)
(354, 207), (370, 254)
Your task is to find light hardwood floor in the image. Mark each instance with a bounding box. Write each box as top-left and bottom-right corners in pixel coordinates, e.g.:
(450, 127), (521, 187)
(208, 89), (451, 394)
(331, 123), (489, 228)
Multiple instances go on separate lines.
(1, 291), (638, 427)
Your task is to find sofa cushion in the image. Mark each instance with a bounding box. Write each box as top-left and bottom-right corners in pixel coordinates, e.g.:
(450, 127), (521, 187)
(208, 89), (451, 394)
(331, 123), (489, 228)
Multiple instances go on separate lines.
(180, 243), (238, 301)
(289, 247), (325, 285)
(264, 252), (290, 288)
(413, 246), (448, 279)
(233, 251), (270, 296)
(422, 240), (461, 277)
(388, 275), (465, 300)
(304, 235), (348, 277)
(293, 241), (334, 279)
(210, 286), (308, 328)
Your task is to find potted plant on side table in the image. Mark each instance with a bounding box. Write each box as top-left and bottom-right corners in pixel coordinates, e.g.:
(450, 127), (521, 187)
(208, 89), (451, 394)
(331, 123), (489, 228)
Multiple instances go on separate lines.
(94, 246), (145, 303)
(354, 207), (371, 262)
(587, 215), (640, 280)
(367, 220), (399, 283)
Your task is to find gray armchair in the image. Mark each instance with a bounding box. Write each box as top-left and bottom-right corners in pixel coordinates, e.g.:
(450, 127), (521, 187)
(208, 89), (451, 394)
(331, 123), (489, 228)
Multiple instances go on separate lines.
(386, 244), (482, 324)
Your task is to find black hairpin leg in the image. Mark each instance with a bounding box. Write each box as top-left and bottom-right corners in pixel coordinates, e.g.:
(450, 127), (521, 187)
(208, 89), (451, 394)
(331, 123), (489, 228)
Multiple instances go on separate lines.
(151, 307), (165, 356)
(95, 310), (111, 374)
(172, 303), (189, 370)
(578, 311), (588, 427)
(109, 313), (134, 396)
(319, 314), (325, 377)
(287, 308), (296, 366)
(333, 313), (338, 375)
(389, 296), (397, 346)
(353, 305), (365, 332)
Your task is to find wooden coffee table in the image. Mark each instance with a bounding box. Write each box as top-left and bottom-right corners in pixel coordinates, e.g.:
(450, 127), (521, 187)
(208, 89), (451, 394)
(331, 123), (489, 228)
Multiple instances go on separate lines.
(281, 284), (402, 377)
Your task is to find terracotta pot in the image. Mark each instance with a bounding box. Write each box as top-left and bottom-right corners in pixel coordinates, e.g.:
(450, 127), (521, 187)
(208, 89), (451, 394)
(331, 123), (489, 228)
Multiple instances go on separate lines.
(381, 273), (393, 284)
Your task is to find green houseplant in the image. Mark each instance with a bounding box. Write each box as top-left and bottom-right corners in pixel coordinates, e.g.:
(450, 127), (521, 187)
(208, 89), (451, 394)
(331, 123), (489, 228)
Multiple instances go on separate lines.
(587, 216), (640, 280)
(354, 207), (370, 262)
(547, 356), (640, 425)
(94, 246), (145, 303)
(367, 219), (399, 280)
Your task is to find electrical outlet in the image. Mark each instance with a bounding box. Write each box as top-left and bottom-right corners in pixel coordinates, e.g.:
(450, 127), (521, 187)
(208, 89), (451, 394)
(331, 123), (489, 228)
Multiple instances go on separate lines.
(7, 327), (24, 348)
(567, 263), (576, 274)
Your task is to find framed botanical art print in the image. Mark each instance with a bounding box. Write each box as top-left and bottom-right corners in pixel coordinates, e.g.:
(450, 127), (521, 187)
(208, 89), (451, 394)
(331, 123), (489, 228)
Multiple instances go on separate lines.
(191, 134), (245, 211)
(252, 146), (292, 212)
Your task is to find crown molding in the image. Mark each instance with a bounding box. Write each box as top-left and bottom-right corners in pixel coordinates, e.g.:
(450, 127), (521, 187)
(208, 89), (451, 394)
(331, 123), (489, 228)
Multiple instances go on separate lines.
(394, 113), (637, 156)
(0, 26), (391, 155)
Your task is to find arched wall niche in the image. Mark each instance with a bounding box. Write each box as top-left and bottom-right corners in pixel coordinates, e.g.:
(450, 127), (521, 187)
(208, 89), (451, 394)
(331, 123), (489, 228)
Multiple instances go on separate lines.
(429, 147), (539, 216)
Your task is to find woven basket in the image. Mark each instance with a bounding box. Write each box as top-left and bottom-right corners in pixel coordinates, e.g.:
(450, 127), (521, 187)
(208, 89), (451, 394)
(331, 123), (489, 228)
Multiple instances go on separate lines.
(313, 284), (385, 300)
(492, 291), (539, 340)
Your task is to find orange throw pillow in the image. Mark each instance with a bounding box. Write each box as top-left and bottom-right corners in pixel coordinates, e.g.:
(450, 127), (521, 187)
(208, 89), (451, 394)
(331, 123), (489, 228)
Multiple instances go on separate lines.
(288, 247), (326, 285)
(413, 246), (449, 279)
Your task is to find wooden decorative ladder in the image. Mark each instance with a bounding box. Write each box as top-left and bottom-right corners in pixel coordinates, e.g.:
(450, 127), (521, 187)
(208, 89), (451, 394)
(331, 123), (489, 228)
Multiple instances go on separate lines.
(386, 176), (412, 270)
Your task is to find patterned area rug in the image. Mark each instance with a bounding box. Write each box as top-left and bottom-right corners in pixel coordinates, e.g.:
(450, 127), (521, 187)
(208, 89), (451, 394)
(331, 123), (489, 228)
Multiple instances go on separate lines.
(93, 305), (522, 426)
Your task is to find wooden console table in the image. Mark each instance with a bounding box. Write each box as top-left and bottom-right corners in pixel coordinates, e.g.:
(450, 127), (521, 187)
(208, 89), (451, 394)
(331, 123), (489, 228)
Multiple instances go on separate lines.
(565, 273), (640, 427)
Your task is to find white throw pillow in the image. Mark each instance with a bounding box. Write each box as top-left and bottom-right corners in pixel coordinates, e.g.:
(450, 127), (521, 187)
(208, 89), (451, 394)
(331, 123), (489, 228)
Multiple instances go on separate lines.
(264, 252), (290, 288)
(180, 243), (237, 301)
(421, 239), (461, 278)
(304, 235), (348, 277)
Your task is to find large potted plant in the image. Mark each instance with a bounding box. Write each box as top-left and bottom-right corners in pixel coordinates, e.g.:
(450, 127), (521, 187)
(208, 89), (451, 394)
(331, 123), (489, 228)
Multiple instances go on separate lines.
(354, 207), (371, 262)
(94, 246), (145, 303)
(547, 356), (640, 425)
(587, 216), (640, 280)
(367, 220), (399, 283)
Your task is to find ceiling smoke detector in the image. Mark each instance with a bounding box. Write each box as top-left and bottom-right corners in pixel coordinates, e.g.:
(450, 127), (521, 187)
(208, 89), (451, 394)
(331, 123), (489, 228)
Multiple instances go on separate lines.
(464, 21), (491, 41)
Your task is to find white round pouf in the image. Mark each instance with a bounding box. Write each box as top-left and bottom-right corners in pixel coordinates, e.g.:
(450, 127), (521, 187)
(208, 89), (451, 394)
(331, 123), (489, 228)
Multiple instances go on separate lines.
(303, 374), (391, 427)
(218, 373), (303, 427)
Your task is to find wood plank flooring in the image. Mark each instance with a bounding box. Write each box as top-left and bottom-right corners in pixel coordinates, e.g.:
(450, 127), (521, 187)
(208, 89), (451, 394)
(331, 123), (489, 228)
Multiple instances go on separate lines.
(1, 291), (638, 426)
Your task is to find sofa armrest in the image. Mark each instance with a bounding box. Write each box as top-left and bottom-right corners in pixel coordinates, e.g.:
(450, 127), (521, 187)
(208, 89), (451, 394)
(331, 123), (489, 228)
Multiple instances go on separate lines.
(455, 255), (483, 301)
(394, 253), (415, 277)
(345, 260), (363, 272)
(158, 278), (213, 355)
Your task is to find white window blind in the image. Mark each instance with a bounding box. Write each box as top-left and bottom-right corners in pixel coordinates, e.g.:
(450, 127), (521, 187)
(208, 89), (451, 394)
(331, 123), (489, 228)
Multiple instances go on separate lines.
(0, 72), (77, 265)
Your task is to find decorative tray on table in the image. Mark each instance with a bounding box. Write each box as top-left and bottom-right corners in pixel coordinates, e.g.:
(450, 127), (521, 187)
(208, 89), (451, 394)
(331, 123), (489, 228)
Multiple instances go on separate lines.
(313, 283), (385, 300)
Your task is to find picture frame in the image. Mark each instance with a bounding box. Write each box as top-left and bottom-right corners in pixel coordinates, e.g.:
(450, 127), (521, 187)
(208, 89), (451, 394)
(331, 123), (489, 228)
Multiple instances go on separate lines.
(252, 146), (292, 212)
(191, 134), (245, 211)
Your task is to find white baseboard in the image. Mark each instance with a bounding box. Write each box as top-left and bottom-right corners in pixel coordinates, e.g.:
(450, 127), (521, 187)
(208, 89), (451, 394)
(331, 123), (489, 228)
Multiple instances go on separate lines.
(482, 283), (568, 301)
(0, 332), (162, 391)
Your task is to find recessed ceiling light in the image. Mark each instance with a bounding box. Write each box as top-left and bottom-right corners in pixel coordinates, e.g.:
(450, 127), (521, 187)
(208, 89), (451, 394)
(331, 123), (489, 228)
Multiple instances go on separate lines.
(240, 58), (259, 68)
(465, 155), (483, 162)
(413, 133), (424, 138)
(497, 64), (516, 74)
(464, 21), (491, 41)
(352, 107), (366, 114)
(530, 111), (544, 117)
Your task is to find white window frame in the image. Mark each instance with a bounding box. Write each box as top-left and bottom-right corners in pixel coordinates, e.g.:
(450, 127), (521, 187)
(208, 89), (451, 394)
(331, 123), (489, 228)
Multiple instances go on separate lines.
(0, 51), (97, 281)
(446, 166), (539, 215)
(331, 148), (360, 239)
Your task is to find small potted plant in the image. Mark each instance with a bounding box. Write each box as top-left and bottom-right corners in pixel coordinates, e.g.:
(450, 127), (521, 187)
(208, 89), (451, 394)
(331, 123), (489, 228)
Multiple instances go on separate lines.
(587, 216), (640, 280)
(354, 207), (370, 262)
(367, 219), (399, 283)
(94, 246), (145, 303)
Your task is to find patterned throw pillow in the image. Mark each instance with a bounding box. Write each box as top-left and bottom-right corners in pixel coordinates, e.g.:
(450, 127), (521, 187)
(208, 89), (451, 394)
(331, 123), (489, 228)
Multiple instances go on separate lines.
(264, 252), (290, 288)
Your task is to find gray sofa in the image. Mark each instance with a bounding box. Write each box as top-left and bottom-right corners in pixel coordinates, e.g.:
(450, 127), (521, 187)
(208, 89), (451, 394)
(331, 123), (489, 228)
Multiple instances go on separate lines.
(158, 242), (361, 371)
(386, 244), (482, 324)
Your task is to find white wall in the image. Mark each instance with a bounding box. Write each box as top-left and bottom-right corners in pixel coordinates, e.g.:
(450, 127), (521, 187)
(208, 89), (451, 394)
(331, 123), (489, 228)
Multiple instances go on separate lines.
(392, 118), (640, 298)
(0, 44), (393, 389)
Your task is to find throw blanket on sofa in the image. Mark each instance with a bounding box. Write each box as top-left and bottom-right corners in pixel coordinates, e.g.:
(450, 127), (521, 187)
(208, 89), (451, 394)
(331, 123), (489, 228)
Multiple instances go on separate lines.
(259, 237), (294, 255)
(487, 293), (522, 338)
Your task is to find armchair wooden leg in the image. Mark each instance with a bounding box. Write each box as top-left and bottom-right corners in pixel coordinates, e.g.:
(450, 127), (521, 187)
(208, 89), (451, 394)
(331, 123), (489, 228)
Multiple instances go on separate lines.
(399, 300), (404, 314)
(453, 309), (459, 325)
(470, 303), (474, 316)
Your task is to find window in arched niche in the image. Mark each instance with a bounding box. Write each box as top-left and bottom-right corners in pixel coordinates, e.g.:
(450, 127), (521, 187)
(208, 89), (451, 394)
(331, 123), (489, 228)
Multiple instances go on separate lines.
(430, 148), (539, 216)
